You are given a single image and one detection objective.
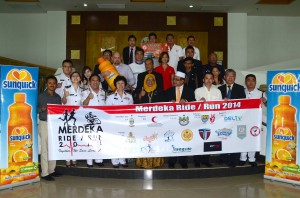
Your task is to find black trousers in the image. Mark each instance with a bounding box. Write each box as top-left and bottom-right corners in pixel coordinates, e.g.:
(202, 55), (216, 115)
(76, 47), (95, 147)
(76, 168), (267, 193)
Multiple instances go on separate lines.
(194, 155), (210, 165)
(219, 153), (240, 164)
(168, 156), (188, 166)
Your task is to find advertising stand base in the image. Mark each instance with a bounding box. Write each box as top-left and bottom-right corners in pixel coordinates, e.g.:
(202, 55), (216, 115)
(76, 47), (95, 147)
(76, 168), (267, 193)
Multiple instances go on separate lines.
(0, 178), (40, 190)
(264, 175), (300, 186)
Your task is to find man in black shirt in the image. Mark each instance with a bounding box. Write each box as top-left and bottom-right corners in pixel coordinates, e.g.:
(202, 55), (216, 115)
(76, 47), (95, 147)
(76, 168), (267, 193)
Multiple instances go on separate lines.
(38, 76), (62, 181)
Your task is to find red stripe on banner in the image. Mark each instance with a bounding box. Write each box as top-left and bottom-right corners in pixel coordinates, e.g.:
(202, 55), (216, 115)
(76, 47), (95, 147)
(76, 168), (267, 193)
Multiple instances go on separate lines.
(47, 99), (261, 115)
(97, 98), (261, 114)
(47, 104), (80, 114)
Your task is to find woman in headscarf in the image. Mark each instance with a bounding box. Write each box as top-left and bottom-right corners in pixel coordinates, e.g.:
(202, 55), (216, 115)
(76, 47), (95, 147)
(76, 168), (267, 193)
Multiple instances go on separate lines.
(135, 74), (165, 168)
(137, 74), (164, 103)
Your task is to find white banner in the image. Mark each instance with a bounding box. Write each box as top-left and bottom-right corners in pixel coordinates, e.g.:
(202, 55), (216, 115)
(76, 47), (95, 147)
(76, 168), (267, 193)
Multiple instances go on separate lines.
(47, 99), (262, 160)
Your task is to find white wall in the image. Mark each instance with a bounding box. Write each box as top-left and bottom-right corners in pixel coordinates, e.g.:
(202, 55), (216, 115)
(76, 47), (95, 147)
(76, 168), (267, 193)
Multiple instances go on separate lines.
(247, 16), (300, 69)
(46, 11), (67, 68)
(228, 13), (248, 71)
(228, 14), (300, 85)
(0, 11), (66, 69)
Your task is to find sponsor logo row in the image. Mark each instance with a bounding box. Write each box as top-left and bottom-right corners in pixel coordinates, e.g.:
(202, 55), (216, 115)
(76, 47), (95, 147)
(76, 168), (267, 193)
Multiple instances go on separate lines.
(129, 114), (243, 127)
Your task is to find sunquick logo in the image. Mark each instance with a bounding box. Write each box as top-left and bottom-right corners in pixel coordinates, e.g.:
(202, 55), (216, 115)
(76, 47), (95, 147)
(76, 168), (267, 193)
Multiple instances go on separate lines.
(2, 69), (37, 90)
(10, 134), (31, 141)
(10, 127), (31, 141)
(107, 73), (117, 80)
(269, 72), (300, 93)
(273, 134), (295, 141)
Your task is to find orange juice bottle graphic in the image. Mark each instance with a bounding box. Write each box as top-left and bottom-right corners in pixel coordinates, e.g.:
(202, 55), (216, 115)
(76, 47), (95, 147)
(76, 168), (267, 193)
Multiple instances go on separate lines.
(272, 95), (297, 164)
(8, 93), (33, 166)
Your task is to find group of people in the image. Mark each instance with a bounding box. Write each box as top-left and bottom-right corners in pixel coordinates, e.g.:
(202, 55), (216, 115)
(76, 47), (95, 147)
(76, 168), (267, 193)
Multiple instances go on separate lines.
(38, 33), (267, 181)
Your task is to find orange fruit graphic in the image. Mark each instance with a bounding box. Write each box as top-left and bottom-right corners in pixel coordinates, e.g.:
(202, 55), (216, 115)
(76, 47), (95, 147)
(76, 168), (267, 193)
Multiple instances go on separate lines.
(276, 149), (292, 161)
(272, 73), (297, 85)
(6, 69), (32, 81)
(12, 150), (29, 163)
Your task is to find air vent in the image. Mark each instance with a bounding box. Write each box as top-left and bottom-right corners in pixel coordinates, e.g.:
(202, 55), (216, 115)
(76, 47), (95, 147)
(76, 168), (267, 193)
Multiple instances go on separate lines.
(97, 4), (126, 9)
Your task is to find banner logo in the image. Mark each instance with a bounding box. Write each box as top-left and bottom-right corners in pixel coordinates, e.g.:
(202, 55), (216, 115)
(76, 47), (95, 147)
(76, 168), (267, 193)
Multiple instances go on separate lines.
(171, 145), (192, 153)
(57, 110), (103, 156)
(269, 72), (300, 93)
(164, 130), (175, 142)
(204, 141), (222, 152)
(224, 116), (242, 121)
(2, 69), (37, 90)
(181, 129), (193, 141)
(237, 125), (246, 139)
(199, 128), (211, 140)
(210, 114), (216, 124)
(126, 132), (136, 143)
(129, 116), (135, 127)
(147, 116), (163, 127)
(201, 115), (209, 123)
(143, 133), (158, 143)
(250, 126), (260, 136)
(141, 144), (153, 153)
(215, 128), (232, 140)
(179, 115), (189, 126)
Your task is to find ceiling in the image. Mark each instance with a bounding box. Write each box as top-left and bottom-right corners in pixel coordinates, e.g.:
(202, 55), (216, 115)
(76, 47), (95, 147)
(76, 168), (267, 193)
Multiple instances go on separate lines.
(0, 0), (300, 16)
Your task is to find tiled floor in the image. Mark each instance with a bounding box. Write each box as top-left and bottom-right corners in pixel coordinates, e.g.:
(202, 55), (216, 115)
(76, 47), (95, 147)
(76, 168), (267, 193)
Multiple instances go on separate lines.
(1, 174), (300, 198)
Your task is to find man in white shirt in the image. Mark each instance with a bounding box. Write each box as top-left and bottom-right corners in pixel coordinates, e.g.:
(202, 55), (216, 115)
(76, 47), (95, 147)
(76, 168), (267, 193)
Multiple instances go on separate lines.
(112, 51), (135, 92)
(195, 72), (222, 102)
(183, 35), (200, 60)
(194, 72), (222, 167)
(240, 74), (266, 167)
(55, 59), (73, 98)
(166, 34), (184, 71)
(82, 74), (106, 168)
(129, 48), (146, 89)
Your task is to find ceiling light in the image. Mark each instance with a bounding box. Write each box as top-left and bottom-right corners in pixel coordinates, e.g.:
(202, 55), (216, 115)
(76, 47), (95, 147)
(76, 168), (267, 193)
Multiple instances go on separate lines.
(189, 5), (193, 8)
(83, 3), (87, 7)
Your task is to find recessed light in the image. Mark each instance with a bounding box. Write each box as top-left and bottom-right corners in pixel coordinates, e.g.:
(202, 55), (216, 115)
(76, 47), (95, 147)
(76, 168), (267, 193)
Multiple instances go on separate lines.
(189, 5), (194, 8)
(83, 3), (88, 7)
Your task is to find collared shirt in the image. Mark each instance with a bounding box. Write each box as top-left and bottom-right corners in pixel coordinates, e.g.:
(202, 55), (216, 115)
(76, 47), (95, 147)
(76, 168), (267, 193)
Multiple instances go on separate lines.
(226, 83), (235, 95)
(38, 91), (61, 121)
(194, 86), (222, 101)
(63, 84), (83, 106)
(168, 44), (184, 71)
(55, 73), (72, 98)
(175, 85), (184, 99)
(81, 88), (106, 106)
(183, 46), (201, 60)
(106, 91), (133, 105)
(129, 46), (137, 63)
(245, 88), (262, 99)
(129, 62), (146, 88)
(115, 64), (136, 87)
(154, 65), (175, 91)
